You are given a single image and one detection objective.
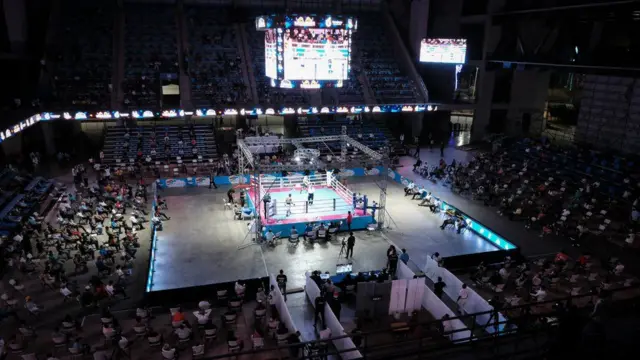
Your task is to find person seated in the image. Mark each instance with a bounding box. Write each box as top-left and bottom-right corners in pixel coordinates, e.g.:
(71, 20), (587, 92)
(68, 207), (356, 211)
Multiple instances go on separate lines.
(264, 229), (275, 246)
(234, 280), (246, 298)
(404, 181), (416, 196)
(440, 217), (456, 230)
(456, 218), (467, 233)
(316, 224), (328, 242)
(174, 324), (192, 341)
(227, 330), (244, 350)
(161, 343), (176, 359)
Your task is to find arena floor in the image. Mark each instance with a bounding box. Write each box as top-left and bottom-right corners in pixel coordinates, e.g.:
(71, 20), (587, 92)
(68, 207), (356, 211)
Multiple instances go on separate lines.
(150, 177), (500, 292)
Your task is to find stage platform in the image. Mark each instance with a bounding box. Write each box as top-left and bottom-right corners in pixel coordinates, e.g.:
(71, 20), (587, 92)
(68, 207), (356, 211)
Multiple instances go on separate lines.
(148, 177), (502, 294)
(248, 184), (373, 237)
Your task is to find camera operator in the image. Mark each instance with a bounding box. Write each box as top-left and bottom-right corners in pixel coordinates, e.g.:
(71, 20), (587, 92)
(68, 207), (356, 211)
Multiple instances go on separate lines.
(346, 232), (355, 258)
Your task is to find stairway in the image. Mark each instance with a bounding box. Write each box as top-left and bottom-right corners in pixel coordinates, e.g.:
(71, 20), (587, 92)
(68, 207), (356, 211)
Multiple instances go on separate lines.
(238, 24), (259, 105)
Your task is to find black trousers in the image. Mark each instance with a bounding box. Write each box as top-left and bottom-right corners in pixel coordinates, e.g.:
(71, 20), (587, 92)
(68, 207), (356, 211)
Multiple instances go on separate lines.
(346, 246), (354, 258)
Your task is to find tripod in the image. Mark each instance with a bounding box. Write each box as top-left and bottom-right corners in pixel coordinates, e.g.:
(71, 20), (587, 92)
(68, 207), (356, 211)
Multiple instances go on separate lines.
(338, 237), (347, 258)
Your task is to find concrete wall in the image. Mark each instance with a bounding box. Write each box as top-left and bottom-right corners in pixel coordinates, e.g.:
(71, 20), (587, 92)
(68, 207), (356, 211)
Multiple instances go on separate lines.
(576, 75), (640, 154)
(2, 0), (27, 54)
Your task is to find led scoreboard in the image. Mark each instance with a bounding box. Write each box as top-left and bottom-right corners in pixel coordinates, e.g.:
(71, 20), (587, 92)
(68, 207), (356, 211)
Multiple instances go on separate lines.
(256, 14), (357, 89)
(419, 38), (467, 64)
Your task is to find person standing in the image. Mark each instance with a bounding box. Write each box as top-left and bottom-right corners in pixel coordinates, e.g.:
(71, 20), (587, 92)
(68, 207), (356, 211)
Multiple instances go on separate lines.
(227, 188), (235, 204)
(346, 232), (355, 258)
(346, 211), (353, 231)
(276, 270), (287, 301)
(440, 141), (445, 157)
(434, 277), (446, 299)
(388, 249), (399, 276)
(456, 284), (469, 314)
(314, 293), (326, 328)
(263, 193), (271, 219)
(209, 172), (217, 189)
(399, 249), (409, 264)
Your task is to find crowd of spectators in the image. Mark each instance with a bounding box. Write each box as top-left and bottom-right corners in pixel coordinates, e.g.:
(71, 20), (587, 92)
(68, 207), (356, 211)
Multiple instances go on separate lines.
(0, 158), (177, 358)
(353, 16), (420, 104)
(185, 7), (249, 107)
(463, 251), (638, 316)
(51, 1), (114, 109)
(448, 139), (640, 250)
(123, 4), (179, 108)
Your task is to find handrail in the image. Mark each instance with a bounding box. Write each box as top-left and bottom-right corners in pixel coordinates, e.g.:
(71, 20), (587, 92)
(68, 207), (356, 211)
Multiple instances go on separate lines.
(191, 283), (637, 359)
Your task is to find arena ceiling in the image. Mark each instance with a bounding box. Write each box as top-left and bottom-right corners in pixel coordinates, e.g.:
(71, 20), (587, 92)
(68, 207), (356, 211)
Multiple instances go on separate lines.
(125, 0), (382, 11)
(490, 0), (640, 70)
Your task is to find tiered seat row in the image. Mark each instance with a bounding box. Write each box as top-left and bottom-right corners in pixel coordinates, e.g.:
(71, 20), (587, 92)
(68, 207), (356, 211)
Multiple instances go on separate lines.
(185, 7), (249, 107)
(354, 15), (420, 104)
(0, 169), (54, 236)
(53, 0), (114, 109)
(450, 138), (640, 250)
(123, 4), (179, 108)
(102, 125), (218, 166)
(297, 115), (403, 157)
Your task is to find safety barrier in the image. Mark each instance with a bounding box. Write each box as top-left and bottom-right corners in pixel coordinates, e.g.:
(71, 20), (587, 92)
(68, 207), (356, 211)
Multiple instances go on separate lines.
(145, 182), (159, 292)
(385, 168), (517, 251)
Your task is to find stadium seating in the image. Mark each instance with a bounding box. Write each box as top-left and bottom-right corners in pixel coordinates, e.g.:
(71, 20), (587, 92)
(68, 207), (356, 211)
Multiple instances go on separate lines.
(353, 15), (420, 104)
(123, 4), (179, 108)
(102, 124), (218, 166)
(297, 115), (404, 157)
(185, 7), (249, 107)
(0, 169), (54, 236)
(450, 138), (640, 250)
(52, 1), (114, 109)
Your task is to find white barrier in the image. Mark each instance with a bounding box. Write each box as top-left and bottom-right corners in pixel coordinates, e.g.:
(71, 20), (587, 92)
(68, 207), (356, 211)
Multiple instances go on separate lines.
(405, 278), (425, 313)
(422, 256), (508, 334)
(269, 274), (297, 335)
(305, 273), (363, 360)
(396, 260), (415, 280)
(392, 259), (471, 341)
(389, 279), (408, 315)
(420, 284), (471, 342)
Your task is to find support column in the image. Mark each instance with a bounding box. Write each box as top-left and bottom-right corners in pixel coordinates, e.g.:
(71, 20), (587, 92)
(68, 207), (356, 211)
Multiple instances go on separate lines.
(411, 113), (424, 140)
(506, 70), (550, 136)
(3, 0), (27, 54)
(471, 69), (495, 142)
(40, 122), (57, 156)
(340, 125), (347, 169)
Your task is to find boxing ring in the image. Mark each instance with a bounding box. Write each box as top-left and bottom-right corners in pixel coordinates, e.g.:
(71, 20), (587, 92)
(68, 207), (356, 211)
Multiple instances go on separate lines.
(237, 130), (389, 239)
(246, 171), (374, 236)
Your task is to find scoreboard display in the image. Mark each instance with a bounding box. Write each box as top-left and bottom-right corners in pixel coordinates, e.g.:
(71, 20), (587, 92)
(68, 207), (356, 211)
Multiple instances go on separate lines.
(256, 15), (357, 89)
(419, 38), (467, 64)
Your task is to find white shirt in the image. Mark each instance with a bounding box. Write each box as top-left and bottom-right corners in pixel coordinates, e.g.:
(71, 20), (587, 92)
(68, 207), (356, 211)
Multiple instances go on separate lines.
(308, 186), (314, 194)
(60, 287), (72, 297)
(105, 285), (114, 295)
(458, 288), (469, 300)
(265, 232), (274, 242)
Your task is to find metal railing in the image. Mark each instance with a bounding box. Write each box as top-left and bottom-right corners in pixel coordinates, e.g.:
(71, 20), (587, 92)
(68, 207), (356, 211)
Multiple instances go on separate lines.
(191, 283), (638, 360)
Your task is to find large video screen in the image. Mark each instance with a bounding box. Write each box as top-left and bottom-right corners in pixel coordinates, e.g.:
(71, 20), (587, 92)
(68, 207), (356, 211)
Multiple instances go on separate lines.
(419, 38), (467, 64)
(282, 28), (351, 81)
(264, 29), (278, 79)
